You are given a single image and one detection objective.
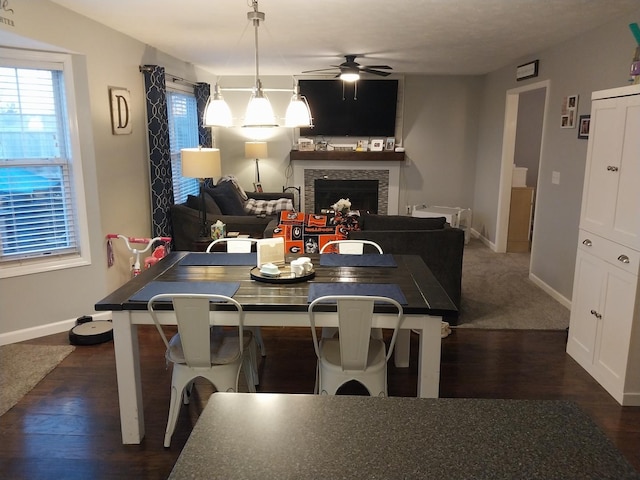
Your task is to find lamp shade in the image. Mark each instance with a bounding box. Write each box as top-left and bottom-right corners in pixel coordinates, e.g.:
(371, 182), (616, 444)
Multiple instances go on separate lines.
(181, 147), (221, 179)
(245, 141), (268, 159)
(243, 94), (277, 127)
(285, 93), (313, 127)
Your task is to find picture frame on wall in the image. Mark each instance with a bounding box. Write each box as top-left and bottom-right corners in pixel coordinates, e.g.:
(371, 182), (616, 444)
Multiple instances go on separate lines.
(560, 94), (578, 128)
(370, 139), (384, 151)
(253, 182), (263, 193)
(578, 115), (590, 139)
(385, 137), (396, 151)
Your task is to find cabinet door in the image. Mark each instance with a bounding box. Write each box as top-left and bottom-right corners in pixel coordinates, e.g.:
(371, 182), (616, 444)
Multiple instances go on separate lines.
(592, 264), (637, 391)
(567, 251), (605, 367)
(581, 94), (640, 248)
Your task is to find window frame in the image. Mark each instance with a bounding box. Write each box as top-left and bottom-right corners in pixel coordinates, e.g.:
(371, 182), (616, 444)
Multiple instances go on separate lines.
(0, 48), (90, 279)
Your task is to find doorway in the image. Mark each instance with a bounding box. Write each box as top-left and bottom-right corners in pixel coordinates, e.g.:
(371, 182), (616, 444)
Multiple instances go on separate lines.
(495, 80), (549, 256)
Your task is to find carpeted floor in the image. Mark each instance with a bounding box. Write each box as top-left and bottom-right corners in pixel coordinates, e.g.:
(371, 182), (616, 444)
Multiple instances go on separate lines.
(456, 238), (570, 330)
(0, 343), (75, 416)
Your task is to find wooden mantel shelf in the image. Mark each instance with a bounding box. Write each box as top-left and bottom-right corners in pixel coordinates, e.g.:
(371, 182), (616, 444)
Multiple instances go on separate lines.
(290, 150), (405, 162)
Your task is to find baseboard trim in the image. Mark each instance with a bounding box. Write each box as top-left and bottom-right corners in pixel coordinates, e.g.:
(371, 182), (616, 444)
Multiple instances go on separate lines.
(529, 272), (571, 310)
(0, 311), (113, 346)
(470, 229), (497, 251)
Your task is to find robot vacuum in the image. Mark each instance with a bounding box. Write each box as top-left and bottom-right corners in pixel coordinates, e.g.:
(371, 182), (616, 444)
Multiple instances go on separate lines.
(69, 316), (113, 345)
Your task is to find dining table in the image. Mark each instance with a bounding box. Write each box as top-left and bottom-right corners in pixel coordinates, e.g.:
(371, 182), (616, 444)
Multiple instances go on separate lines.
(95, 251), (457, 444)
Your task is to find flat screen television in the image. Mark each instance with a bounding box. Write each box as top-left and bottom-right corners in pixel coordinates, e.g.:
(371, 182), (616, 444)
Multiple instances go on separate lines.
(299, 79), (398, 137)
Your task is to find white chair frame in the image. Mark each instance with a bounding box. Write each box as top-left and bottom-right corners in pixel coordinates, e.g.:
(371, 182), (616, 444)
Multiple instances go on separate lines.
(320, 239), (384, 254)
(148, 293), (256, 447)
(205, 237), (266, 358)
(308, 295), (403, 397)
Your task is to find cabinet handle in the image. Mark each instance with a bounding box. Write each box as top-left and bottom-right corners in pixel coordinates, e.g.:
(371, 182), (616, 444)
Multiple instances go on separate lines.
(590, 309), (602, 319)
(606, 166), (619, 172)
(582, 239), (592, 247)
(618, 254), (630, 264)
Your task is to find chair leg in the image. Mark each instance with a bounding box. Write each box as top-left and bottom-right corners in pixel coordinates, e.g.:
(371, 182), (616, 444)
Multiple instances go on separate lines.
(252, 327), (267, 357)
(164, 383), (182, 448)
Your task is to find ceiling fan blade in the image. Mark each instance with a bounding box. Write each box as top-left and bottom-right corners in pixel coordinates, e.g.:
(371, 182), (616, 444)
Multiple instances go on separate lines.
(362, 65), (392, 70)
(301, 67), (339, 74)
(361, 67), (392, 77)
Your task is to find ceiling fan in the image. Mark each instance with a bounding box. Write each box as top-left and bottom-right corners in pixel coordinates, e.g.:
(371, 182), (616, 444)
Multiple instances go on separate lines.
(302, 55), (392, 81)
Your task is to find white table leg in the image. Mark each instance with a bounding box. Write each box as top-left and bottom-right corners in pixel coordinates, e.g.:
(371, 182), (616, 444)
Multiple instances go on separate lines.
(112, 311), (145, 444)
(394, 329), (410, 367)
(417, 317), (441, 398)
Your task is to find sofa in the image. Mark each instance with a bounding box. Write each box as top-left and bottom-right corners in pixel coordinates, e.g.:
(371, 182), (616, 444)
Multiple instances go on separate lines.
(170, 181), (294, 251)
(348, 213), (465, 322)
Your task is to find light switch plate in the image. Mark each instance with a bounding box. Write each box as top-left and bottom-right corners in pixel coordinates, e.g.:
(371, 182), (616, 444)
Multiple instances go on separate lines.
(552, 171), (560, 185)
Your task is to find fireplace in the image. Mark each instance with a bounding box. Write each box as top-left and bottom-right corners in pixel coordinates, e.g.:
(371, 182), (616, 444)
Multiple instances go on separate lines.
(290, 154), (402, 214)
(314, 179), (379, 214)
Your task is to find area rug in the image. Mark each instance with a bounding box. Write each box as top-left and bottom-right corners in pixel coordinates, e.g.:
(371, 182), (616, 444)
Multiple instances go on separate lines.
(457, 238), (570, 330)
(0, 343), (75, 416)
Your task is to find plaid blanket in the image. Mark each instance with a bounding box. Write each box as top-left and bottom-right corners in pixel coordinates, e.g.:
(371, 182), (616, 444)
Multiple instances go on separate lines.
(244, 197), (294, 215)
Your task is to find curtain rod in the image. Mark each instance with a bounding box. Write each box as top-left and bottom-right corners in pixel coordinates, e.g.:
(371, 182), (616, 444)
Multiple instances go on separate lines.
(138, 65), (199, 87)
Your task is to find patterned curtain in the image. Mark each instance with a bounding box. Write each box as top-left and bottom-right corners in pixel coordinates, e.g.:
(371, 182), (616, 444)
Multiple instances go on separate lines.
(141, 66), (211, 237)
(141, 64), (172, 238)
(194, 82), (215, 189)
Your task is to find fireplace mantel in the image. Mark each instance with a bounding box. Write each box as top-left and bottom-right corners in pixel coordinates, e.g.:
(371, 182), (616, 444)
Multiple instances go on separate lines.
(289, 150), (405, 162)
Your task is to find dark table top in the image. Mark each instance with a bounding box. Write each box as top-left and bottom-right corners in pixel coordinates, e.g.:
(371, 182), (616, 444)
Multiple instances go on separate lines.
(95, 252), (457, 316)
(168, 393), (640, 480)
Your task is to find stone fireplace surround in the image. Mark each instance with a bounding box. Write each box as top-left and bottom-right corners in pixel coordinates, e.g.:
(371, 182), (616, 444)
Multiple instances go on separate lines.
(291, 156), (402, 215)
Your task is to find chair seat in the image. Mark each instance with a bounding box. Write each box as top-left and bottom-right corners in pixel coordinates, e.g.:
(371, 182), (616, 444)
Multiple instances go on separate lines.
(320, 338), (386, 372)
(167, 328), (253, 365)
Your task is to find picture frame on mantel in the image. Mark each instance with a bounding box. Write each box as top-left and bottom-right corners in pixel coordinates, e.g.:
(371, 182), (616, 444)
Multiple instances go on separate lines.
(385, 137), (396, 151)
(370, 139), (384, 151)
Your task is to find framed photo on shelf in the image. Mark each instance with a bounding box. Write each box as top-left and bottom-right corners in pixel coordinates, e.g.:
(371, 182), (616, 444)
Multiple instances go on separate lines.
(253, 182), (263, 193)
(385, 137), (396, 151)
(370, 139), (384, 151)
(578, 115), (590, 139)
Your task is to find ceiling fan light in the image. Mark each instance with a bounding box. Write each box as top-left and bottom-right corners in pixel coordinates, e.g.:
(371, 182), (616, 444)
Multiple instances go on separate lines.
(340, 71), (360, 82)
(204, 84), (233, 127)
(285, 93), (313, 127)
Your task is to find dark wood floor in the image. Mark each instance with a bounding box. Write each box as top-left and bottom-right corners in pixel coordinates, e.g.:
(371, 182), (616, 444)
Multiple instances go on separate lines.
(2, 327), (639, 479)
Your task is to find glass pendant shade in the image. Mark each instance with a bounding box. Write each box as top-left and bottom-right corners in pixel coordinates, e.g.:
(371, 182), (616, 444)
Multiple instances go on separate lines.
(285, 93), (313, 127)
(340, 67), (360, 82)
(243, 87), (277, 127)
(203, 85), (233, 127)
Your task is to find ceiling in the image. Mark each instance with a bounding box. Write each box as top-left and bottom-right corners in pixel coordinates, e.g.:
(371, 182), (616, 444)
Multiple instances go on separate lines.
(49, 0), (639, 77)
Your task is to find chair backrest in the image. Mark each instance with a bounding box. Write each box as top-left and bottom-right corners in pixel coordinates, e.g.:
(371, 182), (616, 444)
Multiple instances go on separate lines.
(308, 295), (403, 369)
(319, 239), (384, 254)
(148, 294), (244, 368)
(206, 238), (258, 253)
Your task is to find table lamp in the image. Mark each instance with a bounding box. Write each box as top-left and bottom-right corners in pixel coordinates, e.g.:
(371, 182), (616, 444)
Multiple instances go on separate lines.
(245, 141), (268, 184)
(181, 146), (222, 239)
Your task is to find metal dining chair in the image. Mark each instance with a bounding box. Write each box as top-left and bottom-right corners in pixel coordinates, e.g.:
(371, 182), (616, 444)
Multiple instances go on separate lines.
(148, 293), (256, 447)
(308, 295), (404, 396)
(204, 237), (266, 358)
(319, 239), (384, 254)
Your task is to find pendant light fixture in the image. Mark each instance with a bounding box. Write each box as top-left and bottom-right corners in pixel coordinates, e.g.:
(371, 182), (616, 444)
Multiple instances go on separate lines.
(203, 0), (313, 129)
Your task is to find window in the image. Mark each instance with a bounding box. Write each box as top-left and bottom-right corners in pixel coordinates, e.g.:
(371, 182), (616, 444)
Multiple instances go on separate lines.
(0, 49), (89, 278)
(166, 83), (199, 204)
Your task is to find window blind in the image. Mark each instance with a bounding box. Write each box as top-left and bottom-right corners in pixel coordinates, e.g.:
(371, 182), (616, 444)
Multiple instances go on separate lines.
(0, 66), (78, 261)
(167, 89), (200, 204)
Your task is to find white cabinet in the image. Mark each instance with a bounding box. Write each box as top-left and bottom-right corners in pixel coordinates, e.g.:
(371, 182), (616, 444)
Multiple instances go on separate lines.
(580, 87), (640, 249)
(567, 232), (640, 405)
(567, 85), (640, 406)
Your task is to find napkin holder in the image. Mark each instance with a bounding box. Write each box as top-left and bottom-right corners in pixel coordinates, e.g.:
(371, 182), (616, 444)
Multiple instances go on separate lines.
(256, 237), (285, 268)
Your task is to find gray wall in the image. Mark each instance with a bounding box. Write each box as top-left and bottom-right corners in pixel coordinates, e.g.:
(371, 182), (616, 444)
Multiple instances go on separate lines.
(514, 88), (546, 188)
(473, 9), (640, 300)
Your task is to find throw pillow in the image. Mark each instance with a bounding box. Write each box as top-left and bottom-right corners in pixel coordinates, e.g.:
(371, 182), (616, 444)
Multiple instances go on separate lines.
(187, 194), (223, 216)
(205, 182), (246, 215)
(217, 175), (248, 201)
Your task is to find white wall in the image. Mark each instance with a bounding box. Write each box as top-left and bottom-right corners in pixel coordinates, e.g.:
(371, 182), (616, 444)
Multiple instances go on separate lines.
(473, 9), (640, 299)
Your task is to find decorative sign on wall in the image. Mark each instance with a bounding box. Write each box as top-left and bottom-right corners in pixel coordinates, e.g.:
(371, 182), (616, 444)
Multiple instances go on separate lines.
(109, 87), (132, 135)
(560, 94), (578, 129)
(0, 0), (15, 28)
(516, 60), (539, 81)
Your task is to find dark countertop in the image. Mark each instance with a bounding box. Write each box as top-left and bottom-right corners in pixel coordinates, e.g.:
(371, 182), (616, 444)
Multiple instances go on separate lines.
(169, 393), (640, 480)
